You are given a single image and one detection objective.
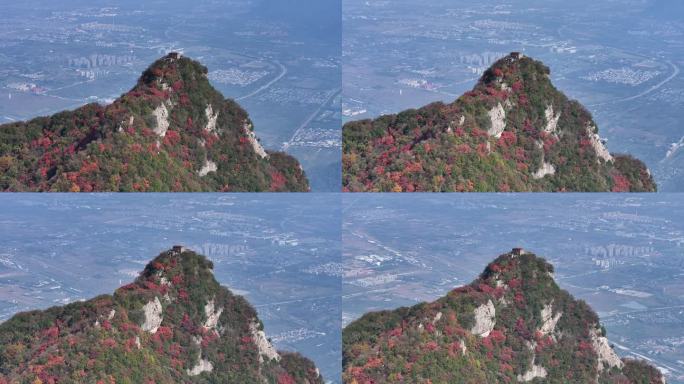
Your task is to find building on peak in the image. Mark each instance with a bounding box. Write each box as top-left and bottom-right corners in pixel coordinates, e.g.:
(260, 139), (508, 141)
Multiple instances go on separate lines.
(510, 51), (524, 60)
(511, 247), (526, 256)
(167, 52), (182, 60)
(172, 245), (186, 254)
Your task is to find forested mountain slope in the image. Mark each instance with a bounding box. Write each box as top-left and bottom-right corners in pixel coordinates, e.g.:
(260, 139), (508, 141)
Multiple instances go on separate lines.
(343, 249), (664, 383)
(0, 247), (323, 383)
(343, 53), (655, 192)
(0, 54), (309, 192)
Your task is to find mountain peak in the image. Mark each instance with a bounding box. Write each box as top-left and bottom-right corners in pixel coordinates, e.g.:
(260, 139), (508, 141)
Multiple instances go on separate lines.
(343, 53), (655, 192)
(0, 248), (324, 383)
(479, 52), (551, 87)
(135, 246), (215, 287)
(136, 53), (208, 89)
(343, 249), (664, 383)
(0, 54), (310, 192)
(479, 248), (554, 283)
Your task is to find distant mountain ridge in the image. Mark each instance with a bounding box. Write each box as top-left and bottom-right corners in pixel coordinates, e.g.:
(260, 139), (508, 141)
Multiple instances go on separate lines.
(0, 247), (323, 383)
(0, 53), (309, 192)
(343, 249), (664, 383)
(343, 53), (656, 192)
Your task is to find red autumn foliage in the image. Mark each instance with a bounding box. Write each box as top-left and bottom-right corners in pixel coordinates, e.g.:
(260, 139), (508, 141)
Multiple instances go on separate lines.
(157, 326), (173, 340)
(479, 283), (495, 294)
(515, 317), (531, 339)
(498, 131), (517, 147)
(511, 80), (523, 92)
(387, 327), (403, 338)
(405, 162), (423, 173)
(163, 130), (181, 146)
(277, 373), (296, 384)
(171, 274), (183, 285)
(46, 355), (65, 367)
(456, 143), (472, 154)
(124, 337), (138, 352)
(102, 338), (117, 349)
(489, 329), (506, 343)
(501, 346), (514, 362)
(269, 171), (287, 191)
(171, 80), (183, 91)
(130, 143), (143, 153)
(514, 291), (525, 306)
(424, 341), (439, 351)
(178, 288), (189, 301)
(482, 336), (494, 350)
(144, 281), (160, 291)
(201, 331), (219, 348)
(44, 326), (59, 339)
(80, 160), (99, 174)
(611, 172), (631, 192)
(205, 134), (219, 148)
(425, 322), (436, 333)
(448, 341), (462, 356)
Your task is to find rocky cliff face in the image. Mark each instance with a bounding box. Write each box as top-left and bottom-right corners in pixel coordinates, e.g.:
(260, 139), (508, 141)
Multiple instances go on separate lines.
(0, 54), (309, 192)
(0, 248), (323, 384)
(342, 53), (656, 192)
(342, 249), (664, 383)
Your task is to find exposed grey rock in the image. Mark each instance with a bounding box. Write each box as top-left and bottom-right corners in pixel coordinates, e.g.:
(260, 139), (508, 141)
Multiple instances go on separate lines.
(141, 296), (163, 334)
(487, 103), (506, 138)
(470, 299), (496, 337)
